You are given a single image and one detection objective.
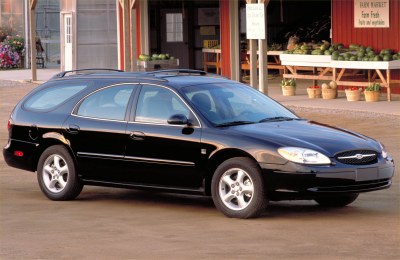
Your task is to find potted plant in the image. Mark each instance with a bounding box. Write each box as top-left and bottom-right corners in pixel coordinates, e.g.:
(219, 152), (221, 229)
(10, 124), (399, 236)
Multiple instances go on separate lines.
(281, 78), (296, 96)
(364, 83), (381, 102)
(307, 85), (322, 98)
(345, 87), (362, 101)
(321, 81), (338, 99)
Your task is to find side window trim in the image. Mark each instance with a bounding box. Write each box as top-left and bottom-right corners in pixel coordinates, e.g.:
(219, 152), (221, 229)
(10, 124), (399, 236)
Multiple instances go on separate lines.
(131, 83), (201, 127)
(22, 80), (92, 112)
(72, 83), (139, 122)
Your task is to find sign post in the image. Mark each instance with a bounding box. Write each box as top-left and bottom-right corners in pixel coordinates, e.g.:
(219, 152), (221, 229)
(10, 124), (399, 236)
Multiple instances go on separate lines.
(246, 1), (269, 94)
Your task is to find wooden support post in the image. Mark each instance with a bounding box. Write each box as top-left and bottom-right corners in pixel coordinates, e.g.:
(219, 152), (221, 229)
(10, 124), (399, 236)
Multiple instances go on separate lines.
(312, 67), (317, 86)
(258, 0), (269, 94)
(29, 0), (37, 81)
(249, 40), (257, 87)
(386, 69), (391, 102)
(122, 0), (131, 71)
(246, 0), (257, 88)
(130, 0), (137, 71)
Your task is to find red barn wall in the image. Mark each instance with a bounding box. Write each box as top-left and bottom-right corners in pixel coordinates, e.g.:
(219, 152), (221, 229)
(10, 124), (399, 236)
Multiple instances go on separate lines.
(332, 0), (399, 87)
(332, 0), (399, 51)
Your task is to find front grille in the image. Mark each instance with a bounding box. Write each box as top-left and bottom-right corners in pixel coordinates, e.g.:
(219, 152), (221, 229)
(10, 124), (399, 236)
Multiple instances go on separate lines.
(335, 150), (378, 165)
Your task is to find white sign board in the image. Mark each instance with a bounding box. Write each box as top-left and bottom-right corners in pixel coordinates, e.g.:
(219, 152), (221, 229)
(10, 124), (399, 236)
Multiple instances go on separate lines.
(246, 4), (266, 40)
(354, 0), (389, 28)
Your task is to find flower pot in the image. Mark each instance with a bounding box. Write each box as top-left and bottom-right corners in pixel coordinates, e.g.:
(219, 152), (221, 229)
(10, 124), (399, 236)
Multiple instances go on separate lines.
(282, 86), (296, 96)
(307, 87), (322, 98)
(322, 88), (337, 99)
(364, 90), (380, 102)
(345, 89), (362, 101)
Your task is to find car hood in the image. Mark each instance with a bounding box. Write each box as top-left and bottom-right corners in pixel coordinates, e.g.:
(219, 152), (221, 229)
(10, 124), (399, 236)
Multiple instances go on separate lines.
(230, 119), (379, 156)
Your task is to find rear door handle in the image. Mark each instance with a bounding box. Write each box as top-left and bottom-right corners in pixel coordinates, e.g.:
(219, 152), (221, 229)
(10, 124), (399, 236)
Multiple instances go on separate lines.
(67, 124), (80, 134)
(130, 131), (145, 141)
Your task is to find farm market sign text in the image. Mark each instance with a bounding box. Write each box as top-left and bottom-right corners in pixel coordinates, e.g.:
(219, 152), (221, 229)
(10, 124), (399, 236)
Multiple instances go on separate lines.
(354, 0), (389, 28)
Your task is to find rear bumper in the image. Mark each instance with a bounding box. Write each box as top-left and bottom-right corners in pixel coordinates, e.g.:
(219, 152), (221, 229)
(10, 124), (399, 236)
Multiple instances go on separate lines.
(260, 157), (395, 199)
(3, 139), (38, 172)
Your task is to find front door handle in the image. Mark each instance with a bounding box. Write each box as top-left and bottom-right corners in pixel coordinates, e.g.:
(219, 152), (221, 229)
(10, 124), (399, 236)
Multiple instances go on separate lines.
(67, 124), (80, 134)
(130, 131), (145, 141)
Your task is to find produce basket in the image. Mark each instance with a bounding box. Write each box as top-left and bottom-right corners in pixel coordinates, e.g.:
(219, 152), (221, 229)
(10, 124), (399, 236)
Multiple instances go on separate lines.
(307, 87), (322, 98)
(282, 86), (296, 96)
(345, 89), (362, 101)
(364, 90), (380, 102)
(322, 88), (337, 99)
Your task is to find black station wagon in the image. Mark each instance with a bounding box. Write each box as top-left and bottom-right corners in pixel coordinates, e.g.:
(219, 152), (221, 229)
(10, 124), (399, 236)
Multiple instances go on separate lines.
(3, 69), (395, 218)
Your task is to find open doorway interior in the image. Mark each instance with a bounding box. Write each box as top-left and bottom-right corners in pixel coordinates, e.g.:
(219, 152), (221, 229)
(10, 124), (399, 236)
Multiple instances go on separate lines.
(148, 0), (220, 70)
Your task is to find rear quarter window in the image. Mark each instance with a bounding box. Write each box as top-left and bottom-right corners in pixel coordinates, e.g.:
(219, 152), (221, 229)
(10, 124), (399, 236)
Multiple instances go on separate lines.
(23, 84), (87, 111)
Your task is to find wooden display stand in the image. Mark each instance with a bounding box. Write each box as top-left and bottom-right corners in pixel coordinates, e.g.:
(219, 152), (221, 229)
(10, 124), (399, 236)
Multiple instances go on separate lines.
(202, 48), (221, 74)
(280, 54), (400, 101)
(242, 51), (285, 75)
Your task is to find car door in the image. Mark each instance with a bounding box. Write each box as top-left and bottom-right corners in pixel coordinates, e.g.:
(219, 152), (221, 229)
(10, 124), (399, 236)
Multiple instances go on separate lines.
(124, 84), (203, 188)
(63, 83), (137, 181)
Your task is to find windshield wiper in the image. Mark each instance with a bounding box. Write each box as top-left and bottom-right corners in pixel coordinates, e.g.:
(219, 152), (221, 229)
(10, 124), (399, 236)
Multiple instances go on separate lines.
(215, 121), (256, 127)
(258, 117), (298, 123)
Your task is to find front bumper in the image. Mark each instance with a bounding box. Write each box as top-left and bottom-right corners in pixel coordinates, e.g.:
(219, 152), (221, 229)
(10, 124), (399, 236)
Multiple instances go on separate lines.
(260, 157), (395, 199)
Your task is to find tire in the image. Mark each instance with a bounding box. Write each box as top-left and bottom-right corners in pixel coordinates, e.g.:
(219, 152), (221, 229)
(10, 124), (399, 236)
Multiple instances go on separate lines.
(211, 157), (268, 218)
(37, 145), (83, 200)
(314, 194), (359, 207)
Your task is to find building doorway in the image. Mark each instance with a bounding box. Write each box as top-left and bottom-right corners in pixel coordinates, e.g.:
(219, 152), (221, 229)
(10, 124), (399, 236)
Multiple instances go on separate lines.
(160, 9), (189, 68)
(148, 0), (220, 70)
(62, 13), (73, 71)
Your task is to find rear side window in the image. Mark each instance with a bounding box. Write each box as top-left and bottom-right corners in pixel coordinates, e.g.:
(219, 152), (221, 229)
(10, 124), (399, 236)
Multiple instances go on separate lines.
(76, 85), (134, 121)
(24, 84), (87, 111)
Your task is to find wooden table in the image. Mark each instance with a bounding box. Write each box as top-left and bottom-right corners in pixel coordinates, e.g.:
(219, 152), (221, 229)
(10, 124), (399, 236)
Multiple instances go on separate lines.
(330, 60), (400, 101)
(202, 48), (221, 74)
(242, 51), (285, 75)
(280, 54), (400, 101)
(281, 54), (333, 86)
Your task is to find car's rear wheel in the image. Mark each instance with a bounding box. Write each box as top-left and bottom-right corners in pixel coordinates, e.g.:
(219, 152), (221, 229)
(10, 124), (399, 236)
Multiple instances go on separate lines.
(314, 194), (359, 207)
(211, 157), (267, 218)
(37, 145), (83, 200)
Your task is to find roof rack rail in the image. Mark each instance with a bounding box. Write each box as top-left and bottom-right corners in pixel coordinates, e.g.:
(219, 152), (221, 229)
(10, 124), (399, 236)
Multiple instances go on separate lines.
(145, 69), (207, 76)
(52, 68), (124, 79)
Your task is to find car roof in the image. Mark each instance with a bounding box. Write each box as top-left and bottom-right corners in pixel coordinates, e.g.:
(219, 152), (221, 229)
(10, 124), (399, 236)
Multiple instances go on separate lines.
(48, 69), (233, 90)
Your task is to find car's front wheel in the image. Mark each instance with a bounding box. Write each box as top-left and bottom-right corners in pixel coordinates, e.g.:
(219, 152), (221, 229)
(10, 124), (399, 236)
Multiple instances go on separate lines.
(37, 145), (83, 200)
(211, 157), (267, 218)
(314, 194), (359, 207)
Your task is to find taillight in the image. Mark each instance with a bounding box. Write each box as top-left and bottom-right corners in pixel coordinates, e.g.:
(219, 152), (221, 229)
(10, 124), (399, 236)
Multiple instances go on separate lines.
(14, 151), (24, 157)
(7, 118), (13, 130)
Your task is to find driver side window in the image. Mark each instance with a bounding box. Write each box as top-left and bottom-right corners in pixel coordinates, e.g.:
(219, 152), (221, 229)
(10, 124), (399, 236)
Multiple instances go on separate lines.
(135, 85), (190, 124)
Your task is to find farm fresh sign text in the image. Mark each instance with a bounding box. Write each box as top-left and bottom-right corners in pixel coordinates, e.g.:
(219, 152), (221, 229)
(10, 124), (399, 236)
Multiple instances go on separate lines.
(354, 0), (389, 28)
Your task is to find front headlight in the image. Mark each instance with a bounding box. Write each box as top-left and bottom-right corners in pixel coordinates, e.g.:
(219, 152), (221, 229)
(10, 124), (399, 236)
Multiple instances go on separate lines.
(278, 147), (331, 165)
(379, 142), (388, 158)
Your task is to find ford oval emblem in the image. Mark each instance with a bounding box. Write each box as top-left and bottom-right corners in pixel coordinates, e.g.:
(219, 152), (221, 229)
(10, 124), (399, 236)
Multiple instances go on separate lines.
(355, 154), (364, 159)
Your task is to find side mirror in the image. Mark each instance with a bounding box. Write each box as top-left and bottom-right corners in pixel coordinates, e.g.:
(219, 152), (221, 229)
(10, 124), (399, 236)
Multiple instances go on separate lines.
(167, 114), (189, 125)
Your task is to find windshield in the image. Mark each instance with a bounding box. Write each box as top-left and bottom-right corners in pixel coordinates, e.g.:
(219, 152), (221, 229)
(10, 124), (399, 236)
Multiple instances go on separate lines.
(181, 82), (298, 126)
